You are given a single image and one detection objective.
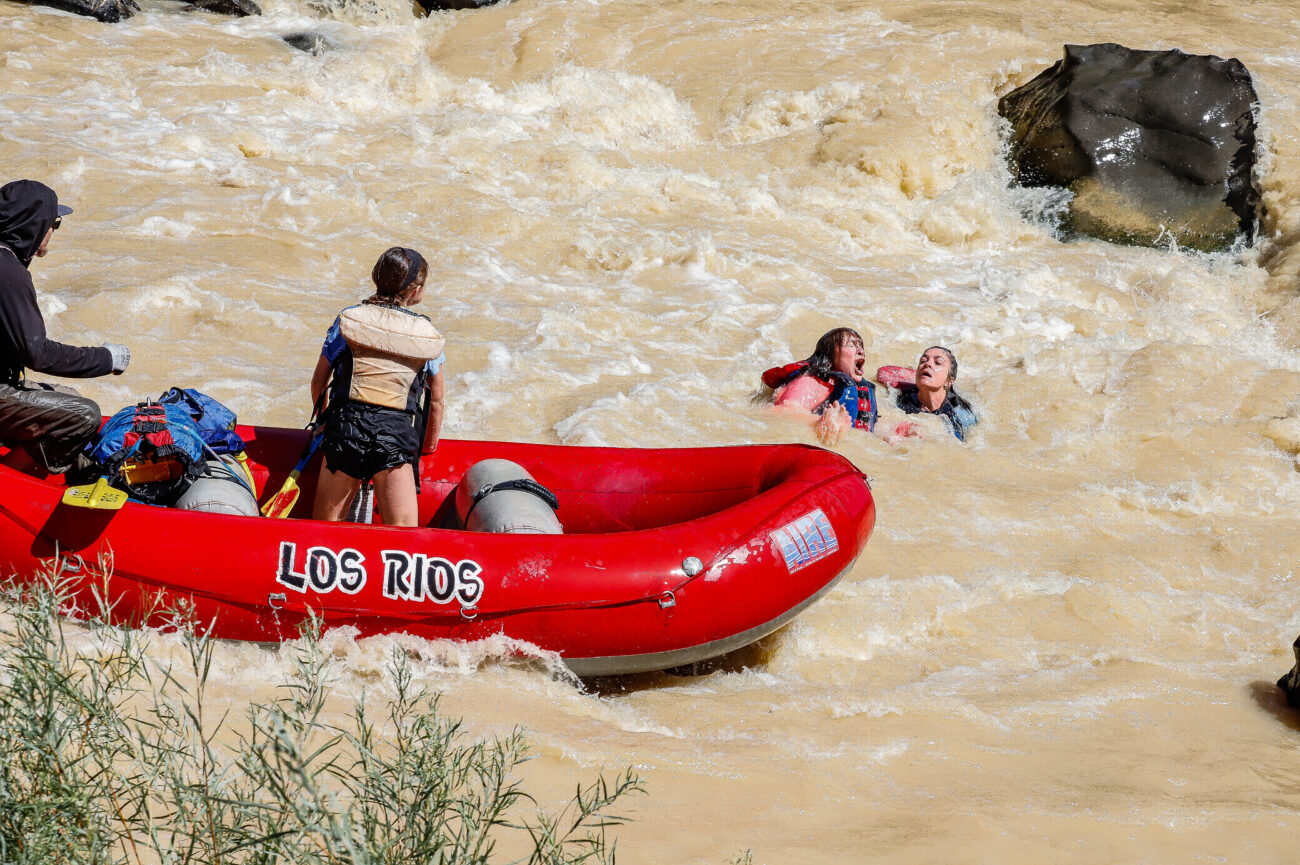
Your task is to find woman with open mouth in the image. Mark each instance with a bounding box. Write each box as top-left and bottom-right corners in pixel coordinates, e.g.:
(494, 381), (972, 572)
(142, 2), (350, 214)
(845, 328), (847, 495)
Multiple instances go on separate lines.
(761, 327), (878, 445)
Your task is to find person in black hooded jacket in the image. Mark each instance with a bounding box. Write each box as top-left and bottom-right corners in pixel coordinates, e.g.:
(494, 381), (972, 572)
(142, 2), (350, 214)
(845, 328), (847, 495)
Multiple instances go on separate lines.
(0, 179), (130, 475)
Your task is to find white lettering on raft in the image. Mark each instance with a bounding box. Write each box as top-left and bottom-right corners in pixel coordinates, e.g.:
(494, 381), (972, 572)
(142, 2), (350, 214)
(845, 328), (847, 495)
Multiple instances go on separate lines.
(380, 550), (484, 606)
(275, 542), (484, 606)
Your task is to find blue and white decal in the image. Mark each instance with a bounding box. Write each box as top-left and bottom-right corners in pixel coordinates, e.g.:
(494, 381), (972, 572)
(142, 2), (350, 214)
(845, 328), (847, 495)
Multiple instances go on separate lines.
(769, 509), (839, 573)
(275, 542), (485, 607)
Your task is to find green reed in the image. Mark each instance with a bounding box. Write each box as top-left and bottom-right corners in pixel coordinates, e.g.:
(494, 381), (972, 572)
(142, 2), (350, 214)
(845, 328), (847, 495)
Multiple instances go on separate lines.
(0, 573), (642, 864)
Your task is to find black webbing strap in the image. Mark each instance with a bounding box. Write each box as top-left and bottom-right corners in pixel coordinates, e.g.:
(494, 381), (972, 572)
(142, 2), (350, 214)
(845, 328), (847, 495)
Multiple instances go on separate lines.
(463, 478), (559, 526)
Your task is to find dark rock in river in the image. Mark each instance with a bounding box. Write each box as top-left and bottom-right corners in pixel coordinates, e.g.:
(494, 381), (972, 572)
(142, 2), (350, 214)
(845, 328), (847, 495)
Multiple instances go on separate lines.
(39, 0), (139, 22)
(187, 0), (260, 15)
(283, 32), (333, 55)
(33, 0), (256, 20)
(416, 0), (506, 10)
(998, 43), (1263, 252)
(1278, 636), (1300, 709)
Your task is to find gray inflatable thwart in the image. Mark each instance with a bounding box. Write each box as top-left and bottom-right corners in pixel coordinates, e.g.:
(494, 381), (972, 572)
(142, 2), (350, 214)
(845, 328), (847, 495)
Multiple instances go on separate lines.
(175, 457), (259, 517)
(454, 459), (562, 534)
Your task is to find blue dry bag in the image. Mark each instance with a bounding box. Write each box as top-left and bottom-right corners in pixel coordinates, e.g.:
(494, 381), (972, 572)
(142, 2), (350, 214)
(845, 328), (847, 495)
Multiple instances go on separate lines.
(158, 386), (246, 455)
(87, 401), (208, 505)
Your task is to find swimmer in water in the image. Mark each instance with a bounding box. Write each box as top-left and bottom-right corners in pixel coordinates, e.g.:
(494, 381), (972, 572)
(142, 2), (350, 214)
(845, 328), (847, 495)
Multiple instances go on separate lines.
(761, 327), (878, 446)
(893, 346), (977, 441)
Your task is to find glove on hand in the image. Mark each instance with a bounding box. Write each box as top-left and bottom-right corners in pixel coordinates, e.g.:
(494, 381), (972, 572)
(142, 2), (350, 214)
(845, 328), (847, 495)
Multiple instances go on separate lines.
(103, 343), (130, 374)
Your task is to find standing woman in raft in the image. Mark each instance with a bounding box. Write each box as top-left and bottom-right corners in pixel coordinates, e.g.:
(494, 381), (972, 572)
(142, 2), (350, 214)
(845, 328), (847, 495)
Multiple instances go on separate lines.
(895, 346), (977, 441)
(310, 247), (446, 526)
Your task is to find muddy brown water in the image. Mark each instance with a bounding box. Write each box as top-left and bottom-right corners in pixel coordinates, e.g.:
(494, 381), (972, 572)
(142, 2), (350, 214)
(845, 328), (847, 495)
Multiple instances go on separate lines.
(4, 0), (1300, 860)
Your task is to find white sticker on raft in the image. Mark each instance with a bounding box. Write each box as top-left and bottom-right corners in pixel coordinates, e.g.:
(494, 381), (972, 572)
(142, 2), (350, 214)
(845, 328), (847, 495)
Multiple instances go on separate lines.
(276, 541), (485, 607)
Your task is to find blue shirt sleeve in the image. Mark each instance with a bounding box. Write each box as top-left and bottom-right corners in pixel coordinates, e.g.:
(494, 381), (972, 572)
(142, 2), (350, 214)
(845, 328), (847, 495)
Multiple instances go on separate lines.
(951, 404), (978, 440)
(321, 316), (346, 365)
(424, 350), (445, 377)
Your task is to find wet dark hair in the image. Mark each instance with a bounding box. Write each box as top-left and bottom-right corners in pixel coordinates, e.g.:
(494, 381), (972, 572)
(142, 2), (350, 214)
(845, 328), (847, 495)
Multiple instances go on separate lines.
(368, 246), (428, 303)
(805, 327), (863, 378)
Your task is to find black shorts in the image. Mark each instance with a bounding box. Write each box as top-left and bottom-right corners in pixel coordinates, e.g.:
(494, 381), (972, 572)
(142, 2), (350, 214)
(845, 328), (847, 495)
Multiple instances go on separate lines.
(321, 401), (419, 480)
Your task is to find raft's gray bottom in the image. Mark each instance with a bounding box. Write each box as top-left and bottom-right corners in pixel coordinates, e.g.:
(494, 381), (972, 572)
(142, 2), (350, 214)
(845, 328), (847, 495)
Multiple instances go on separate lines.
(561, 566), (851, 677)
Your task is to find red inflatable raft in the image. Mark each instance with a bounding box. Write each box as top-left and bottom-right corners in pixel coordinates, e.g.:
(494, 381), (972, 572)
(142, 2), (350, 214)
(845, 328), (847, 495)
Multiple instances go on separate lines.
(0, 426), (875, 676)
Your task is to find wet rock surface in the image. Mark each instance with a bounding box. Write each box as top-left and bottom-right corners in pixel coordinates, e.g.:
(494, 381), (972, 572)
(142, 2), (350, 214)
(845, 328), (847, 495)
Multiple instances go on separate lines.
(187, 0), (261, 16)
(417, 0), (506, 10)
(40, 0), (139, 22)
(999, 43), (1263, 252)
(283, 32), (334, 55)
(1278, 637), (1300, 709)
(37, 0), (492, 19)
(35, 0), (257, 20)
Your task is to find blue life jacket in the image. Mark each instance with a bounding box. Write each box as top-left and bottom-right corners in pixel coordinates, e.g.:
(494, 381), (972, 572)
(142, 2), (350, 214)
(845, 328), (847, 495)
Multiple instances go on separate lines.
(895, 387), (978, 441)
(87, 401), (207, 504)
(765, 362), (878, 432)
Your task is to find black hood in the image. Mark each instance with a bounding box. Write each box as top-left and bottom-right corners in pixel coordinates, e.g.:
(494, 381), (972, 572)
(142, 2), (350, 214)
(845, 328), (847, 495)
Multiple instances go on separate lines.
(0, 180), (60, 268)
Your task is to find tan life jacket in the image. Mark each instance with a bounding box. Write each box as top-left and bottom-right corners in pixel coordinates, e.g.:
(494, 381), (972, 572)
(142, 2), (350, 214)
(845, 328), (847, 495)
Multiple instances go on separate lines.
(338, 304), (445, 410)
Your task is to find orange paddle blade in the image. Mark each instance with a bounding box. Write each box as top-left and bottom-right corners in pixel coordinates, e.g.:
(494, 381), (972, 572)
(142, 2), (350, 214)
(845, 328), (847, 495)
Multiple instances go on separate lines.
(260, 474), (301, 519)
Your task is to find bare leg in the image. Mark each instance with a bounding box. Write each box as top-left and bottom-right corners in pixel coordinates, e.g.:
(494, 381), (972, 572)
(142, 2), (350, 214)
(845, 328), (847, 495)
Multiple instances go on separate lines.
(373, 462), (419, 527)
(312, 466), (361, 522)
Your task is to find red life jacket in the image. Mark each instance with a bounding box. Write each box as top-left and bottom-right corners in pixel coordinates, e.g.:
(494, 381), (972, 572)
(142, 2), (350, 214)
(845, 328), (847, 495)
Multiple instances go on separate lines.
(761, 362), (877, 431)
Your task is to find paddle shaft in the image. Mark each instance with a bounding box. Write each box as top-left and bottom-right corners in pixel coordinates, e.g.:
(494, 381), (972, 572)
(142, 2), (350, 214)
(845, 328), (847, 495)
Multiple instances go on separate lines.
(260, 429), (323, 518)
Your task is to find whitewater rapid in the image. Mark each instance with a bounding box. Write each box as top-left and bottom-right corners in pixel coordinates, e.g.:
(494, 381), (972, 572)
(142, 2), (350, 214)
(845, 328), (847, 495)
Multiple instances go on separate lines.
(4, 0), (1300, 860)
